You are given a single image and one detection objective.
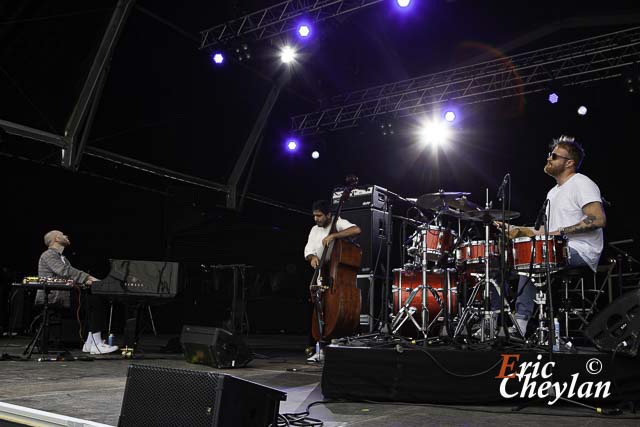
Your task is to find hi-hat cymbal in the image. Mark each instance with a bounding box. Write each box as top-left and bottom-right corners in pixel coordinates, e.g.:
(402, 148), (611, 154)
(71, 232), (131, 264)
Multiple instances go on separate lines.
(416, 191), (471, 210)
(437, 206), (476, 220)
(448, 196), (480, 212)
(466, 209), (520, 222)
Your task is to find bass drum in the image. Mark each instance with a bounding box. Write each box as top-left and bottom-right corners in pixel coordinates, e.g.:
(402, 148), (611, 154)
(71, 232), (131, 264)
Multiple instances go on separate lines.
(392, 268), (457, 324)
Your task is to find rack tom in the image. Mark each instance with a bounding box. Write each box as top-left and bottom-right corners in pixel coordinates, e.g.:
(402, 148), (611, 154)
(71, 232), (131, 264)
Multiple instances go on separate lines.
(456, 240), (512, 272)
(407, 225), (457, 263)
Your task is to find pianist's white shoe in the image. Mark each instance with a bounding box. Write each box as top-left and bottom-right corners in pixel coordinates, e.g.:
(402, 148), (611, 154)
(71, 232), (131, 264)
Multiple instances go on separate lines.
(83, 331), (118, 354)
(88, 342), (119, 355)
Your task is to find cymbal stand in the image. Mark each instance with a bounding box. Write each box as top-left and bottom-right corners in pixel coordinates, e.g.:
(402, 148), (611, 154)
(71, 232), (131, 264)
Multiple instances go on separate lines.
(453, 190), (518, 341)
(535, 204), (556, 350)
(391, 213), (445, 338)
(391, 272), (445, 337)
(480, 189), (497, 340)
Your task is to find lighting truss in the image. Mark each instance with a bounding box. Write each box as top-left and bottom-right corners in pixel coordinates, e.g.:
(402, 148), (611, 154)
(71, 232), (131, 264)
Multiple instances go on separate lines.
(199, 0), (384, 49)
(290, 26), (640, 135)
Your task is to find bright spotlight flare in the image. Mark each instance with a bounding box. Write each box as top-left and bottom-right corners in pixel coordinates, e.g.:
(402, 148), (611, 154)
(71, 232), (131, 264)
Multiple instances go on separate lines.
(577, 105), (588, 116)
(286, 139), (298, 151)
(396, 0), (412, 7)
(444, 111), (456, 122)
(212, 52), (224, 64)
(548, 93), (559, 104)
(311, 151), (320, 159)
(419, 120), (451, 146)
(297, 24), (311, 38)
(280, 45), (297, 64)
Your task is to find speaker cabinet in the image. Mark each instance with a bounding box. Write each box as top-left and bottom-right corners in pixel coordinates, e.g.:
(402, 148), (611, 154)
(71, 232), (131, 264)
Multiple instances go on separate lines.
(357, 274), (383, 332)
(340, 208), (388, 274)
(585, 289), (640, 357)
(181, 325), (253, 368)
(118, 364), (286, 427)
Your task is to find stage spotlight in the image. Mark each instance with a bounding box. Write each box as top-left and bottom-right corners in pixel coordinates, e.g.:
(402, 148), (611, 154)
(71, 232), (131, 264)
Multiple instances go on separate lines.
(280, 45), (297, 64)
(212, 52), (224, 65)
(298, 24), (311, 38)
(548, 93), (559, 104)
(396, 0), (411, 7)
(418, 121), (450, 146)
(444, 111), (456, 122)
(577, 105), (588, 116)
(286, 139), (298, 151)
(311, 150), (320, 159)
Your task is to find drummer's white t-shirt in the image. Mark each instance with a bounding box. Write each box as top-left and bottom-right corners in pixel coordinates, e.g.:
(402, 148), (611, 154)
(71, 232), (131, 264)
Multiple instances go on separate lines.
(546, 173), (603, 271)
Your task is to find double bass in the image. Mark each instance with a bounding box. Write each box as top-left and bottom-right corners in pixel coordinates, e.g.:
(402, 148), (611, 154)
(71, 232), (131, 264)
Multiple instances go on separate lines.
(310, 176), (362, 342)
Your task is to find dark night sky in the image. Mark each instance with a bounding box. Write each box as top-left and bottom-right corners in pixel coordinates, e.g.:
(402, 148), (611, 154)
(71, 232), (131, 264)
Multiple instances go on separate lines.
(1, 0), (639, 278)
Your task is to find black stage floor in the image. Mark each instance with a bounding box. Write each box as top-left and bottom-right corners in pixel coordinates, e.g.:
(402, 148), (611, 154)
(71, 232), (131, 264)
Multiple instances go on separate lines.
(1, 333), (640, 426)
(322, 338), (640, 407)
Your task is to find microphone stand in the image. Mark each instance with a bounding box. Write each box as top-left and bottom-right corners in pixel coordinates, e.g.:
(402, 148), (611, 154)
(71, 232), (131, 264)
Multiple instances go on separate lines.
(543, 204), (555, 356)
(497, 174), (510, 341)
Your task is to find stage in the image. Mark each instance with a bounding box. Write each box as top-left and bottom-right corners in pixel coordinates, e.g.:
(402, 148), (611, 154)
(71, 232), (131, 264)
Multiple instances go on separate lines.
(1, 334), (640, 426)
(322, 338), (640, 407)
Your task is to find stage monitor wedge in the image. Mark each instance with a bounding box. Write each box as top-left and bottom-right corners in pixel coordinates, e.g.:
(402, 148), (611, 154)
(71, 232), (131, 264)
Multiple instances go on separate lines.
(118, 364), (286, 427)
(181, 325), (253, 368)
(584, 289), (640, 357)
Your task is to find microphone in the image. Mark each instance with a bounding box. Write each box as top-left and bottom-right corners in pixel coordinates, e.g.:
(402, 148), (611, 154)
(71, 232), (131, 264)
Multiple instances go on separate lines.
(497, 173), (509, 201)
(534, 199), (549, 231)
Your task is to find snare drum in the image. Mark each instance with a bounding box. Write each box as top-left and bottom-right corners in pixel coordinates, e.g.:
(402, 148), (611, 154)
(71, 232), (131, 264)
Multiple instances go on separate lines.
(407, 225), (457, 262)
(392, 268), (457, 321)
(456, 240), (512, 272)
(512, 235), (569, 272)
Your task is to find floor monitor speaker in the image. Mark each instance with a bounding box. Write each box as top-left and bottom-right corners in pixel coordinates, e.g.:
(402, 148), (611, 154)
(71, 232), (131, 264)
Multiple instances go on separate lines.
(118, 364), (286, 427)
(181, 325), (253, 368)
(584, 289), (640, 357)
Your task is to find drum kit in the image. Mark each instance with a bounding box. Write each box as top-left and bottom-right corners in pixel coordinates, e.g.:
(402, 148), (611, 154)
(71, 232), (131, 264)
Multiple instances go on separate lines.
(389, 189), (570, 343)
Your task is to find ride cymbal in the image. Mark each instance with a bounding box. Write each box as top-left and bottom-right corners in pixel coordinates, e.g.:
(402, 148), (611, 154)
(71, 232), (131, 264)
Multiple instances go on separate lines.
(466, 209), (520, 222)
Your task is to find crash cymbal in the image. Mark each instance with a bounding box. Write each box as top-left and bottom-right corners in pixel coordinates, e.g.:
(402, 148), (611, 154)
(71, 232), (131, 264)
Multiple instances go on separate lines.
(416, 191), (471, 210)
(466, 209), (520, 222)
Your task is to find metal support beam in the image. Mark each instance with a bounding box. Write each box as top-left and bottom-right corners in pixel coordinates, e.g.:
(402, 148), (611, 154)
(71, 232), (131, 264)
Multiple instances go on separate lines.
(84, 146), (228, 192)
(199, 0), (383, 49)
(226, 69), (292, 210)
(290, 26), (640, 135)
(62, 0), (136, 169)
(0, 119), (307, 213)
(72, 64), (109, 171)
(0, 119), (65, 148)
(84, 146), (307, 213)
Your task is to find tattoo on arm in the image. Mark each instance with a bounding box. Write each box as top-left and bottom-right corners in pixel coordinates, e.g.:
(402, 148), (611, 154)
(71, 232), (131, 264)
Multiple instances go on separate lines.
(564, 215), (599, 234)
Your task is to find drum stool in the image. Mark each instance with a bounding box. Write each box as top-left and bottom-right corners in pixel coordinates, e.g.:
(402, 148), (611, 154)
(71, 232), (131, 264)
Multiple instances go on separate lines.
(555, 265), (598, 337)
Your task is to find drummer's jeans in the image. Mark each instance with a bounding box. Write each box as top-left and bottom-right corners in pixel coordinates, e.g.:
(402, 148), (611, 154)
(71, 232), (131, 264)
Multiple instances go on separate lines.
(513, 247), (588, 321)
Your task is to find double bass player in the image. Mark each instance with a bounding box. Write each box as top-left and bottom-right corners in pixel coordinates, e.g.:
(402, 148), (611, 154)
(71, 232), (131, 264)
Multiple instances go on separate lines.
(304, 200), (361, 270)
(304, 199), (361, 362)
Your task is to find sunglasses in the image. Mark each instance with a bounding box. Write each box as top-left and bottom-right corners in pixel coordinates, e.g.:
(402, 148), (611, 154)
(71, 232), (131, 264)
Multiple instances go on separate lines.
(548, 152), (572, 161)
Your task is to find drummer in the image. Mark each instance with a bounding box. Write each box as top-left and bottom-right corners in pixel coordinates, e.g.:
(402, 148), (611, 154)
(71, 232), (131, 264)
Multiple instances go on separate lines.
(497, 135), (606, 335)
